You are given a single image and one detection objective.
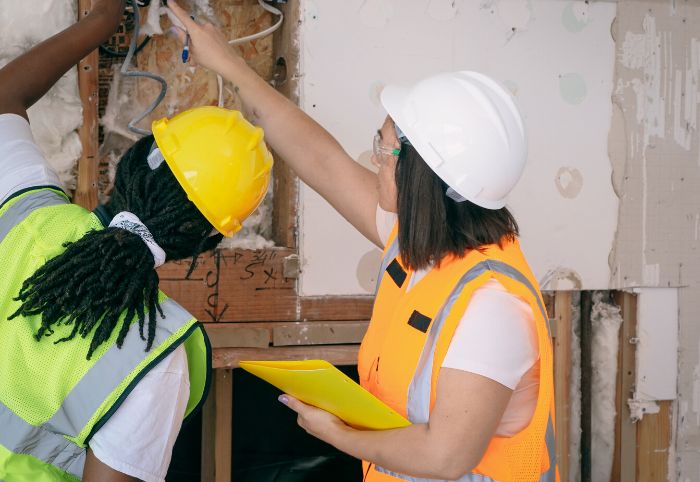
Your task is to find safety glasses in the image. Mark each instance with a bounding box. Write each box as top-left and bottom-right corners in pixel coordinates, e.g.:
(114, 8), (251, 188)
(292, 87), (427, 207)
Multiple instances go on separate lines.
(373, 133), (401, 159)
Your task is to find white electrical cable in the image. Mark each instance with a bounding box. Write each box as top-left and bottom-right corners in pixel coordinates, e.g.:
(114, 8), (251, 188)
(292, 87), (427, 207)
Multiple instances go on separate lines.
(228, 0), (284, 46)
(218, 0), (284, 107)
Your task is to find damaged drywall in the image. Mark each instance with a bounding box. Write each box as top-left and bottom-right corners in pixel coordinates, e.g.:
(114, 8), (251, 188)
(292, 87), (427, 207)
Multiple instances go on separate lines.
(0, 0), (82, 189)
(610, 2), (700, 481)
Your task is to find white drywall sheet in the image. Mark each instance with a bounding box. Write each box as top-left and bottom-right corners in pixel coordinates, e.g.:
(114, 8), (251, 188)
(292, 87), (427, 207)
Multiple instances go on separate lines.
(634, 288), (679, 402)
(298, 0), (618, 295)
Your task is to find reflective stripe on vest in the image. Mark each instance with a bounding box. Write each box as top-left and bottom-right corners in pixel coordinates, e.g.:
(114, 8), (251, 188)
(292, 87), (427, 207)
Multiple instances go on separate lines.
(0, 190), (67, 244)
(0, 298), (194, 478)
(374, 238), (556, 482)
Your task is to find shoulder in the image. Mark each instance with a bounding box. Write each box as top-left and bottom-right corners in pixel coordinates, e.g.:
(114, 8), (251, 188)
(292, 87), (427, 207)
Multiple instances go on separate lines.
(0, 114), (63, 207)
(442, 278), (538, 389)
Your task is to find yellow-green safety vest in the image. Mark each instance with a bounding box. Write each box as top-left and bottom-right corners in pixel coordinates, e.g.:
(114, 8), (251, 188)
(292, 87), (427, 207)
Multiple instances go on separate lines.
(0, 187), (211, 482)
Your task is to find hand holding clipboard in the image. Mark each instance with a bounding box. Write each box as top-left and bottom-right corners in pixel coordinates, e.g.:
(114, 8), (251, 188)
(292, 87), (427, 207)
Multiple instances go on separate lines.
(239, 360), (411, 430)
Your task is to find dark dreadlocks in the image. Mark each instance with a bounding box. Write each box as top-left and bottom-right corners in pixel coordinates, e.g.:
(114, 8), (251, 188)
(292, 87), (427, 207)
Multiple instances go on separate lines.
(9, 135), (224, 359)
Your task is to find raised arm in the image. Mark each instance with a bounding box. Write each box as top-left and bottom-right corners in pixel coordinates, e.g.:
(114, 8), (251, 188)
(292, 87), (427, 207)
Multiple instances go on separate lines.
(0, 0), (125, 120)
(168, 1), (382, 246)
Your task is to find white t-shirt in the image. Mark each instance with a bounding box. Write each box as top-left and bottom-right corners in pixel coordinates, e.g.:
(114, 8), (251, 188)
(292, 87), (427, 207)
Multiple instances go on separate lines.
(0, 113), (189, 482)
(376, 206), (539, 436)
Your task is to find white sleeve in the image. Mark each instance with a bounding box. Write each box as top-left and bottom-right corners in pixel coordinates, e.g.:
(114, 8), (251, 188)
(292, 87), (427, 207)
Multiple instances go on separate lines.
(376, 204), (398, 247)
(0, 114), (62, 206)
(89, 346), (190, 482)
(442, 279), (539, 390)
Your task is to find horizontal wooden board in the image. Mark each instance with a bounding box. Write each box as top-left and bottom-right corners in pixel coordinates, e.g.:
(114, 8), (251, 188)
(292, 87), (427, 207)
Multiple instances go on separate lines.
(213, 344), (360, 368)
(216, 248), (297, 322)
(299, 296), (374, 321)
(158, 248), (298, 323)
(205, 323), (272, 348)
(272, 321), (369, 346)
(158, 251), (218, 322)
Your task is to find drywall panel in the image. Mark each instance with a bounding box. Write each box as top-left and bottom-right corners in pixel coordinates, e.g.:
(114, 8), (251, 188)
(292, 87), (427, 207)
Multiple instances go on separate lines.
(299, 0), (618, 295)
(634, 288), (679, 402)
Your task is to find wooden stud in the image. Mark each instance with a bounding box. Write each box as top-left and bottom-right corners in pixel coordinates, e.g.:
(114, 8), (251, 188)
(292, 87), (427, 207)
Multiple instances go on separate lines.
(614, 291), (638, 482)
(75, 0), (99, 210)
(553, 291), (572, 482)
(271, 0), (301, 248)
(201, 369), (233, 482)
(637, 400), (672, 482)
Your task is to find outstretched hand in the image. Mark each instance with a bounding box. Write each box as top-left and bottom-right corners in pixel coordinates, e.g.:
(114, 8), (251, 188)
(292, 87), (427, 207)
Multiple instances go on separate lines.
(168, 0), (241, 75)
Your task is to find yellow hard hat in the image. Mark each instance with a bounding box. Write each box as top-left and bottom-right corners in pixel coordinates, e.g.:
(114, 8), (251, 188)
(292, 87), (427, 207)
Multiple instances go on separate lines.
(152, 107), (273, 237)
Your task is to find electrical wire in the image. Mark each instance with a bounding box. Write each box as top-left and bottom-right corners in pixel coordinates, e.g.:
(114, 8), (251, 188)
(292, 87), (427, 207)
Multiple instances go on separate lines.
(100, 37), (151, 58)
(115, 0), (283, 131)
(228, 0), (284, 46)
(121, 0), (168, 136)
(218, 0), (284, 107)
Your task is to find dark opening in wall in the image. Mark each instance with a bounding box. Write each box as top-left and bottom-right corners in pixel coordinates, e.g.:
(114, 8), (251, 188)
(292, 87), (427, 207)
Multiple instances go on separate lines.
(167, 365), (362, 482)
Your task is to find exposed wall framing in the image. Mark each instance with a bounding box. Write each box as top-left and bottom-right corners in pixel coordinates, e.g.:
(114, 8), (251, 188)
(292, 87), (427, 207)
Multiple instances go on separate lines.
(75, 2), (675, 481)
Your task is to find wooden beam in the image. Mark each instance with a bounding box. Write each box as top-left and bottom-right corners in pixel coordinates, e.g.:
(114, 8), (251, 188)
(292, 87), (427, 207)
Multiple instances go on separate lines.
(216, 248), (297, 322)
(553, 291), (572, 482)
(614, 291), (638, 482)
(205, 323), (272, 348)
(300, 296), (374, 321)
(158, 248), (297, 323)
(273, 321), (368, 346)
(270, 0), (300, 248)
(212, 344), (360, 369)
(201, 369), (233, 482)
(74, 0), (99, 210)
(637, 400), (672, 482)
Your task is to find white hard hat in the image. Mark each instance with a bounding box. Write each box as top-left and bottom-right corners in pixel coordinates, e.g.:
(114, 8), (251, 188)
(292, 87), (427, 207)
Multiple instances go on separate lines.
(381, 71), (527, 210)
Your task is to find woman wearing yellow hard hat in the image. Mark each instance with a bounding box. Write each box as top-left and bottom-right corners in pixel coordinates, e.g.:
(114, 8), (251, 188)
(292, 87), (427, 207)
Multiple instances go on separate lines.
(169, 1), (557, 481)
(0, 2), (270, 481)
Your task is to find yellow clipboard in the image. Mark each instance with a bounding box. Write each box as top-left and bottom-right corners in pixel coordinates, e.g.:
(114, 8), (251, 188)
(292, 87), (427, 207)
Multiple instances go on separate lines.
(239, 360), (411, 430)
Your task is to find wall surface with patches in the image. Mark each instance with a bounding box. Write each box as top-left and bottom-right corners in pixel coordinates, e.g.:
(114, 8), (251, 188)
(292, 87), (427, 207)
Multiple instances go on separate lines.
(610, 2), (700, 480)
(297, 0), (619, 295)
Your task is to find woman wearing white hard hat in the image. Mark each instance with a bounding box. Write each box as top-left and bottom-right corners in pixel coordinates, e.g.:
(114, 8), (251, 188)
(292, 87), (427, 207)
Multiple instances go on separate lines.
(169, 3), (556, 481)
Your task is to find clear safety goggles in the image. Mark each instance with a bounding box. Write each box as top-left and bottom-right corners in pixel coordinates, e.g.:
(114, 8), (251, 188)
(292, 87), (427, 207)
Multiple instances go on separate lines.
(373, 133), (401, 159)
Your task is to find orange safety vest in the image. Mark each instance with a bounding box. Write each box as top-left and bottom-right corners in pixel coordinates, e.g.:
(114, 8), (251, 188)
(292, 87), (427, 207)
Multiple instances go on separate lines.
(358, 225), (558, 482)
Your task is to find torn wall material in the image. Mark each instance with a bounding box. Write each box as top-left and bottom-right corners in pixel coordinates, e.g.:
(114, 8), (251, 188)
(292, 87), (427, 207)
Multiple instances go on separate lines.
(609, 3), (700, 480)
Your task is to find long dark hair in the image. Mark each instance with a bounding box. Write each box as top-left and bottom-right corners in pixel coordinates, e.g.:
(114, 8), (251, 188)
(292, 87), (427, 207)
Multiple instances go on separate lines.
(9, 136), (223, 359)
(395, 143), (519, 271)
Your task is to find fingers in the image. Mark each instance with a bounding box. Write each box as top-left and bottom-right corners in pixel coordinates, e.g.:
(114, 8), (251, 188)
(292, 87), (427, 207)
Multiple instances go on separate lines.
(167, 0), (199, 31)
(170, 25), (186, 44)
(279, 394), (306, 413)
